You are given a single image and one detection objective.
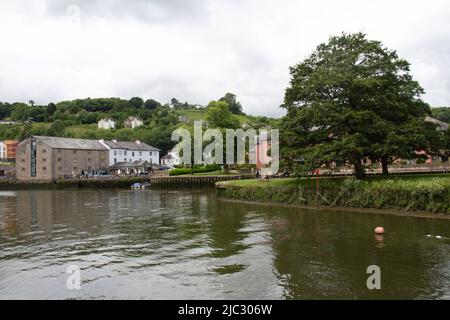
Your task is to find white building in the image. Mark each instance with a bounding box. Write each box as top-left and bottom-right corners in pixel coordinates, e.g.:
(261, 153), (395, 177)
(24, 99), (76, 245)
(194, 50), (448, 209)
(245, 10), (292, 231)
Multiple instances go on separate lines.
(98, 118), (116, 129)
(0, 141), (6, 160)
(124, 117), (143, 129)
(161, 149), (181, 168)
(99, 139), (160, 166)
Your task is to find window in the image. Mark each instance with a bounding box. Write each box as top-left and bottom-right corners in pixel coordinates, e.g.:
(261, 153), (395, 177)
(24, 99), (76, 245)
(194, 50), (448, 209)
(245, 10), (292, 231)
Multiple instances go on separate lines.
(149, 152), (152, 157)
(21, 167), (25, 172)
(88, 151), (91, 155)
(139, 152), (142, 156)
(21, 159), (25, 163)
(43, 167), (47, 171)
(132, 152), (135, 157)
(31, 141), (37, 177)
(58, 167), (62, 171)
(58, 158), (62, 162)
(114, 151), (117, 156)
(124, 158), (127, 162)
(73, 167), (78, 171)
(88, 158), (92, 162)
(114, 158), (117, 164)
(73, 150), (77, 154)
(124, 151), (127, 156)
(43, 158), (46, 163)
(42, 149), (46, 154)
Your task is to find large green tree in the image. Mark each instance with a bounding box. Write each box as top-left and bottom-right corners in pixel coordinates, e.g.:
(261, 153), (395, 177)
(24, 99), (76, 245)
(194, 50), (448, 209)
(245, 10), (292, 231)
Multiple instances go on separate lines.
(219, 92), (244, 115)
(281, 32), (442, 178)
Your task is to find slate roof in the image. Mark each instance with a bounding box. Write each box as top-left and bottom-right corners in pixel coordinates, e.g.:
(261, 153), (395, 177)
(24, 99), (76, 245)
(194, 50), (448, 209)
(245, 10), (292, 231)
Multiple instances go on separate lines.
(425, 117), (449, 131)
(109, 160), (152, 169)
(102, 140), (159, 151)
(34, 136), (108, 151)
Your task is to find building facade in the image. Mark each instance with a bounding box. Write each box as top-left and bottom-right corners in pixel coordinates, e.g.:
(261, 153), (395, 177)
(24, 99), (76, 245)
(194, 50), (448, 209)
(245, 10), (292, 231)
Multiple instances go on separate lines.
(16, 136), (109, 181)
(99, 139), (160, 165)
(124, 116), (143, 129)
(98, 118), (116, 129)
(161, 150), (181, 168)
(0, 140), (19, 162)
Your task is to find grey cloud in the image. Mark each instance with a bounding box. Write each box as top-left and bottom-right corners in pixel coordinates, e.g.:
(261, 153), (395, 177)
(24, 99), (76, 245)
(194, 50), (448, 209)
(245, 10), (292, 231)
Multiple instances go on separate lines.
(45, 0), (207, 23)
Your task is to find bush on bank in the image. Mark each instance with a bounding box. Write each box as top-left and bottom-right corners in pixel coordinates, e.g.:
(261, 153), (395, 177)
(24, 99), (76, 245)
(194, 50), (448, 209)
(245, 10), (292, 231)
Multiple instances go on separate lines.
(217, 175), (450, 214)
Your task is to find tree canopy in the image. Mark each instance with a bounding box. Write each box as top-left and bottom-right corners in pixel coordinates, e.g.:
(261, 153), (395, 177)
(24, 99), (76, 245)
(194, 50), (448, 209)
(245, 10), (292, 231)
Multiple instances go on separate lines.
(219, 92), (245, 115)
(281, 32), (444, 178)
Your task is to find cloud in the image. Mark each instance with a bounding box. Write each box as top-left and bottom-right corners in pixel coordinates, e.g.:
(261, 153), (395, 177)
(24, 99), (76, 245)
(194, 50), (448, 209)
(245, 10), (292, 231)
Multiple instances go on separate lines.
(0, 0), (449, 118)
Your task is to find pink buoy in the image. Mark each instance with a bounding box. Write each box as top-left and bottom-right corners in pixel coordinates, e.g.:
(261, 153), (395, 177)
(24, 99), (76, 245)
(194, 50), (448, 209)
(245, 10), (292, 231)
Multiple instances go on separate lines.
(375, 227), (385, 234)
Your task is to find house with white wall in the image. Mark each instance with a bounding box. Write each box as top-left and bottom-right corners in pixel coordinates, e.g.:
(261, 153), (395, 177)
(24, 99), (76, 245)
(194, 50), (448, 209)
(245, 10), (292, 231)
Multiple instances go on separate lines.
(99, 139), (160, 166)
(124, 117), (143, 129)
(98, 118), (116, 129)
(0, 141), (6, 160)
(161, 149), (181, 168)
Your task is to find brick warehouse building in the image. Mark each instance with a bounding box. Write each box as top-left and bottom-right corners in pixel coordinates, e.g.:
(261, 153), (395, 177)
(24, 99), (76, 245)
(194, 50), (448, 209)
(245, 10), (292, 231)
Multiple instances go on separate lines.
(16, 136), (109, 181)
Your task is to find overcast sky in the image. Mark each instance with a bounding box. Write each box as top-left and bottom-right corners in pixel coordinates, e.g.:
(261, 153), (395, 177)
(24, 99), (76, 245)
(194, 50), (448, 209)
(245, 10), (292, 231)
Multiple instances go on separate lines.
(0, 0), (449, 117)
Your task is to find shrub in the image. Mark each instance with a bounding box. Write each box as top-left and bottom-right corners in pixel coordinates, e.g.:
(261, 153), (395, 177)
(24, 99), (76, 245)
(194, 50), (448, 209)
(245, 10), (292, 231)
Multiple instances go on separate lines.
(169, 164), (221, 176)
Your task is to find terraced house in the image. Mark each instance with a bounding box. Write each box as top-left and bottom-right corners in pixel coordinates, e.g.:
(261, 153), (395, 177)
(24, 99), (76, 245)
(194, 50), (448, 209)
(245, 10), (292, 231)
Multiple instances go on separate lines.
(16, 136), (109, 181)
(99, 139), (160, 166)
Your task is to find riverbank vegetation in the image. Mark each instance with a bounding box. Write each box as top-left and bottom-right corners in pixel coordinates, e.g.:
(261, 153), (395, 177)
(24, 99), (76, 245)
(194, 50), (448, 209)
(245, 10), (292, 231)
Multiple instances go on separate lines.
(169, 164), (222, 176)
(0, 177), (152, 190)
(217, 174), (450, 214)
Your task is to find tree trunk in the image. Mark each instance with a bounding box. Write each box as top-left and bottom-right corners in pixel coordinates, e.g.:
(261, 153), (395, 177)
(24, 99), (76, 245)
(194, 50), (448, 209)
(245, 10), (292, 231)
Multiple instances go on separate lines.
(381, 158), (389, 175)
(223, 164), (229, 174)
(353, 160), (366, 179)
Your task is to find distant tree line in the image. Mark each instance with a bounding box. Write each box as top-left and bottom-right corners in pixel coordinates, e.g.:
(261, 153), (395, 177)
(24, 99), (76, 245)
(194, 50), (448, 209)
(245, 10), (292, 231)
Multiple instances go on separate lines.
(0, 93), (257, 152)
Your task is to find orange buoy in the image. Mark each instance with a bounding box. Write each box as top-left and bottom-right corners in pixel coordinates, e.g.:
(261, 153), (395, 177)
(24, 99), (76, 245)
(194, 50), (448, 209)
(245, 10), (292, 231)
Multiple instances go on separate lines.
(375, 227), (385, 234)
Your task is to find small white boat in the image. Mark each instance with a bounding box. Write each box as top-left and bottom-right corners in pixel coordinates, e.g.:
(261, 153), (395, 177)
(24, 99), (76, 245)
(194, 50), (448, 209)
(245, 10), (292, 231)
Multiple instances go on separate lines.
(131, 182), (151, 190)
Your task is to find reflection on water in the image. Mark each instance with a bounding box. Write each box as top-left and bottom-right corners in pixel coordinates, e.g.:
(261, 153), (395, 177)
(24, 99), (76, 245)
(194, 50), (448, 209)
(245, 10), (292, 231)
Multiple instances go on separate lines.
(0, 189), (449, 299)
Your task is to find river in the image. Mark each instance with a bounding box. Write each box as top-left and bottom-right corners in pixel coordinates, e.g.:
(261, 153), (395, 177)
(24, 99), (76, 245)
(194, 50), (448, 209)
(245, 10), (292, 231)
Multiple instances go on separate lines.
(0, 189), (449, 299)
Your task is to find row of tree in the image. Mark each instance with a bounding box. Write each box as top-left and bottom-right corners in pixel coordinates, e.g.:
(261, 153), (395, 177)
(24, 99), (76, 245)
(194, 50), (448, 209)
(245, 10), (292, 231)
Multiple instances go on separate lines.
(0, 92), (245, 124)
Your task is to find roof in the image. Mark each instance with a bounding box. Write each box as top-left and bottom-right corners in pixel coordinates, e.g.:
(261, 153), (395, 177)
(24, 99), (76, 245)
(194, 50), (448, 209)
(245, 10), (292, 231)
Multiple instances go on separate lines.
(33, 136), (108, 151)
(102, 140), (159, 151)
(109, 160), (152, 169)
(425, 117), (449, 131)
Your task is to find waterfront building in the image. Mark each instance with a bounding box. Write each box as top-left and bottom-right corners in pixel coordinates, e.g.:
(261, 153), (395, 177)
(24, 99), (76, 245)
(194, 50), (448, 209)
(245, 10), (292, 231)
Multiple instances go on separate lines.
(98, 118), (116, 129)
(123, 116), (143, 129)
(109, 160), (153, 176)
(16, 136), (109, 181)
(161, 150), (181, 168)
(99, 139), (160, 166)
(0, 140), (19, 162)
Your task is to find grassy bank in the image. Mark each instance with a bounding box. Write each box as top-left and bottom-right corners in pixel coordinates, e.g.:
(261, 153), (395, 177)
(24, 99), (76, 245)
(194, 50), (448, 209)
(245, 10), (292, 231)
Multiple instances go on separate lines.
(216, 174), (450, 214)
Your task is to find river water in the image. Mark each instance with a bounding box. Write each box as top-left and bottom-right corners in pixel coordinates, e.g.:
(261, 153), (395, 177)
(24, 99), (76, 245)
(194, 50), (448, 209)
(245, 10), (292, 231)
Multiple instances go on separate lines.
(0, 189), (449, 299)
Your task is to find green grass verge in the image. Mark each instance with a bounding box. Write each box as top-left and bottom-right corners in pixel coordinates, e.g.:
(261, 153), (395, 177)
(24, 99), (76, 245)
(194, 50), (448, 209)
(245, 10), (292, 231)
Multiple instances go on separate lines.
(217, 174), (450, 214)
